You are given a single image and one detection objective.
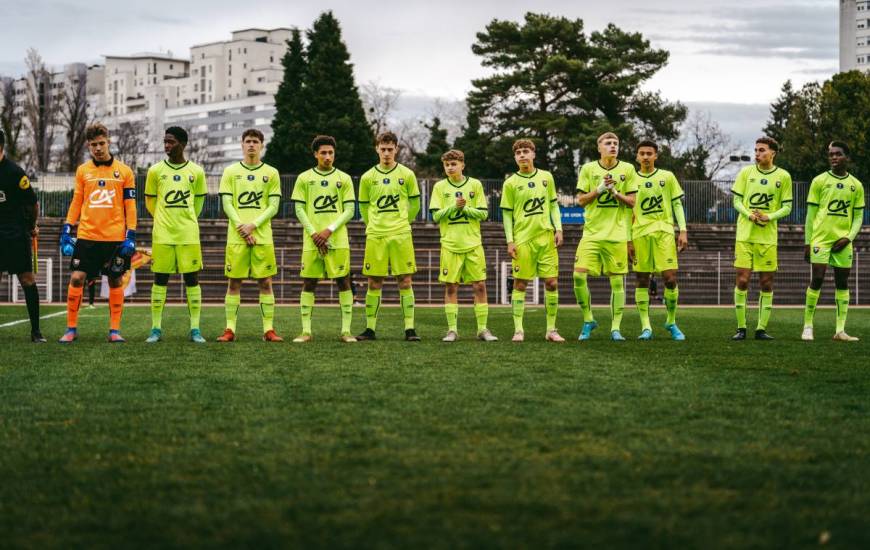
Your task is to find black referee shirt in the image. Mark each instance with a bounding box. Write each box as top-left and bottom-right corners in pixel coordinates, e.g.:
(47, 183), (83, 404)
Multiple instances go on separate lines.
(0, 156), (37, 239)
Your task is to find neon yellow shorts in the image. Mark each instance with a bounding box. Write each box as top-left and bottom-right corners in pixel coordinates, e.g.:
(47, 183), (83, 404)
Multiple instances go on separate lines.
(513, 232), (558, 280)
(225, 243), (277, 279)
(301, 247), (351, 279)
(574, 238), (628, 276)
(151, 243), (203, 274)
(734, 241), (777, 272)
(363, 232), (416, 277)
(810, 241), (853, 268)
(632, 232), (678, 273)
(439, 245), (486, 284)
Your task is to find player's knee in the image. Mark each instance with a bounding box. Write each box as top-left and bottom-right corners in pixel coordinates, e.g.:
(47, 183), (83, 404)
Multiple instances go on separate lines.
(397, 276), (412, 290)
(153, 273), (171, 286)
(662, 273), (677, 289)
(302, 279), (318, 292)
(445, 283), (459, 296)
(635, 274), (650, 288)
(572, 271), (587, 288)
(182, 272), (199, 287)
(544, 278), (558, 292)
(17, 272), (36, 287)
(257, 278), (273, 292)
(69, 273), (86, 287)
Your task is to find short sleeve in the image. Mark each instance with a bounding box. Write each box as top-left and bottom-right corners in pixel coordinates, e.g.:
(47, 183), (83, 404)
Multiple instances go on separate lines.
(806, 177), (822, 206)
(781, 172), (793, 203)
(855, 179), (866, 209)
(500, 180), (514, 210)
(405, 169), (420, 198)
(194, 168), (208, 196)
(144, 166), (158, 196)
(577, 164), (590, 193)
(290, 175), (306, 203)
(731, 168), (747, 196)
(428, 182), (443, 211)
(669, 173), (684, 200)
(341, 173), (356, 202)
(219, 168), (232, 196)
(359, 172), (371, 203)
(623, 164), (638, 194)
(268, 169), (281, 198)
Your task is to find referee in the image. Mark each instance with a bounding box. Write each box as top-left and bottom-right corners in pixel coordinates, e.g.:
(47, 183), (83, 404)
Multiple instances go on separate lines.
(0, 129), (45, 342)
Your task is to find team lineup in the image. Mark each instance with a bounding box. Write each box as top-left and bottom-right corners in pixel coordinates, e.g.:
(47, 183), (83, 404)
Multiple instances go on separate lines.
(0, 124), (864, 344)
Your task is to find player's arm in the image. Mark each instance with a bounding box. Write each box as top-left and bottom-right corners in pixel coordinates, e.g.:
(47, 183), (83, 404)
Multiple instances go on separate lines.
(252, 196), (280, 227)
(499, 181), (516, 252)
(730, 168), (754, 220)
(670, 175), (688, 251)
(429, 185), (453, 222)
(60, 170), (84, 254)
(120, 170), (137, 256)
(194, 169), (207, 217)
(144, 166), (158, 216)
(848, 207), (864, 241)
(221, 194), (242, 225)
(329, 174), (356, 233)
(358, 173), (371, 225)
(576, 164), (599, 207)
(548, 183), (563, 246)
(759, 175), (792, 222)
(464, 182), (489, 221)
(612, 166), (637, 208)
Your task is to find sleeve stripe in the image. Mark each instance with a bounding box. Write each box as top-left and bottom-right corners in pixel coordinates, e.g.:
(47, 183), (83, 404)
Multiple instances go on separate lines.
(501, 207), (513, 211)
(731, 191), (743, 197)
(625, 191), (638, 195)
(144, 194), (157, 197)
(218, 192), (233, 196)
(854, 206), (865, 210)
(671, 194), (684, 201)
(408, 194), (421, 199)
(293, 199), (306, 204)
(782, 199), (793, 203)
(358, 200), (370, 204)
(550, 198), (558, 202)
(268, 194), (282, 198)
(342, 200), (355, 204)
(195, 194), (207, 197)
(806, 202), (819, 206)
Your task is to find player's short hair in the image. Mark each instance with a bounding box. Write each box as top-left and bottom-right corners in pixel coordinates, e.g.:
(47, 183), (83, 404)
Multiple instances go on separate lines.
(85, 123), (109, 142)
(311, 135), (337, 152)
(512, 139), (535, 152)
(0, 128), (5, 150)
(376, 131), (399, 146)
(637, 140), (658, 152)
(441, 149), (465, 163)
(597, 132), (619, 144)
(829, 140), (850, 156)
(165, 126), (188, 145)
(755, 136), (779, 152)
(242, 128), (264, 143)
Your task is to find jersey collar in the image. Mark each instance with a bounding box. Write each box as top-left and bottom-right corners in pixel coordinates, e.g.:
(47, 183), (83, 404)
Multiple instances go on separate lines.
(514, 169), (538, 179)
(638, 168), (659, 178)
(827, 170), (850, 180)
(164, 159), (189, 170)
(447, 176), (469, 188)
(92, 155), (115, 168)
(755, 164), (778, 175)
(313, 167), (336, 176)
(374, 163), (399, 175)
(240, 161), (264, 171)
(597, 160), (620, 171)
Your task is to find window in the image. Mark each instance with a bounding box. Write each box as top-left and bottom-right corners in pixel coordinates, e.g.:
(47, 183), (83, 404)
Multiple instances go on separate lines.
(170, 64), (174, 69)
(194, 83), (198, 92)
(208, 81), (212, 91)
(153, 62), (157, 73)
(209, 65), (213, 74)
(243, 78), (247, 84)
(243, 63), (247, 69)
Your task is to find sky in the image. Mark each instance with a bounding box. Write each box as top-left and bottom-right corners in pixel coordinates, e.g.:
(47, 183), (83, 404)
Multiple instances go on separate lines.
(0, 0), (839, 147)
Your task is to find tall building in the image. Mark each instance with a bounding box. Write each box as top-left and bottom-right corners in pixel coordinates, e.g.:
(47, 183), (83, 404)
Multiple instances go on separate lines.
(840, 0), (870, 72)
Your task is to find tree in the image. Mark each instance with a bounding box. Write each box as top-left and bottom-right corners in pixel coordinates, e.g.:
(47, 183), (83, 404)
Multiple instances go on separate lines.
(414, 117), (451, 177)
(113, 120), (149, 169)
(0, 77), (24, 161)
(23, 48), (58, 172)
(764, 80), (796, 145)
(264, 28), (311, 173)
(58, 66), (90, 172)
(663, 110), (734, 181)
(361, 80), (401, 136)
(453, 109), (510, 179)
(301, 11), (373, 175)
(775, 82), (824, 182)
(462, 13), (686, 187)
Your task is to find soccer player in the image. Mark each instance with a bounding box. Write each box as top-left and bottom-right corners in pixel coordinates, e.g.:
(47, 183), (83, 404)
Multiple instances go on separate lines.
(58, 123), (137, 343)
(143, 127), (208, 343)
(216, 129), (283, 342)
(0, 129), (44, 342)
(429, 149), (497, 342)
(802, 141), (864, 342)
(291, 135), (356, 343)
(500, 139), (564, 343)
(574, 132), (637, 341)
(356, 131), (421, 342)
(730, 137), (792, 340)
(629, 140), (687, 340)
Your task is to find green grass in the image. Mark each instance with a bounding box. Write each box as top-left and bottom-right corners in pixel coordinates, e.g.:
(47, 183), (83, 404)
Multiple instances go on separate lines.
(1, 304), (869, 548)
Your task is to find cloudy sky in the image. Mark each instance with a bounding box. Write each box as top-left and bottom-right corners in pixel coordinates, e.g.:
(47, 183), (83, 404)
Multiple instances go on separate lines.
(0, 0), (838, 145)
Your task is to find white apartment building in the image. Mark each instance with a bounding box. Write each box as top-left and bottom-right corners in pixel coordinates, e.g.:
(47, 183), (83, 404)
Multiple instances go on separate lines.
(840, 0), (870, 71)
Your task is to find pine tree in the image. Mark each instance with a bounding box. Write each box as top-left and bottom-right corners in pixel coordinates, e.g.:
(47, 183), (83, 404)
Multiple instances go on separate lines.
(264, 29), (312, 173)
(302, 11), (373, 175)
(764, 80), (796, 145)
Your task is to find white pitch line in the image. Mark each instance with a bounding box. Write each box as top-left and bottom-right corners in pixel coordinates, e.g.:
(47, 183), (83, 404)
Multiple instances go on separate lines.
(0, 310), (66, 329)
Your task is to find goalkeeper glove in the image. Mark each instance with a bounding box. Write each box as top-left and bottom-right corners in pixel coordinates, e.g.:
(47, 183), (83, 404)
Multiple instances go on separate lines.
(59, 223), (75, 256)
(119, 229), (136, 258)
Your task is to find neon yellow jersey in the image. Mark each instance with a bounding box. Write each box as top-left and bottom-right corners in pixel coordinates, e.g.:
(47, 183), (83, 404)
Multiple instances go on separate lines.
(576, 160), (638, 242)
(429, 176), (488, 253)
(632, 168), (684, 238)
(144, 160), (207, 244)
(500, 169), (558, 245)
(731, 164), (793, 244)
(291, 167), (355, 251)
(807, 171), (865, 245)
(358, 163), (420, 237)
(218, 161), (282, 245)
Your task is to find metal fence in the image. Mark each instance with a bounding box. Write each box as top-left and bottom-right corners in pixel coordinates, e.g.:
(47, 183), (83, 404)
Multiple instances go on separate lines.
(29, 173), (870, 225)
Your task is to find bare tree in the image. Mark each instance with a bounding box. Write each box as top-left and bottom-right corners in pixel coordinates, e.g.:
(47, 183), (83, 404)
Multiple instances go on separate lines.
(0, 77), (24, 161)
(23, 48), (58, 172)
(58, 67), (90, 172)
(185, 134), (222, 173)
(113, 120), (149, 169)
(361, 80), (401, 136)
(426, 97), (466, 143)
(395, 118), (428, 168)
(671, 110), (733, 180)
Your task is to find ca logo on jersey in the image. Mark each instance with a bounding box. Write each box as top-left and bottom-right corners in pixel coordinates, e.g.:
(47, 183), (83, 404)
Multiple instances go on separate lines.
(749, 193), (773, 210)
(522, 197), (545, 216)
(165, 189), (191, 208)
(827, 199), (850, 217)
(376, 194), (400, 212)
(447, 209), (468, 223)
(238, 190), (263, 209)
(313, 194), (339, 213)
(641, 195), (664, 214)
(596, 191), (617, 207)
(88, 188), (116, 209)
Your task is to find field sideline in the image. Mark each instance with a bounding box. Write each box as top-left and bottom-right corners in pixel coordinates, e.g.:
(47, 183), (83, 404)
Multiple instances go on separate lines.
(1, 305), (868, 548)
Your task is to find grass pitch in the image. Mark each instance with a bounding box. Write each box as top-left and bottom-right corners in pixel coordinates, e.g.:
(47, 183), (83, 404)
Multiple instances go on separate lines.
(1, 304), (869, 548)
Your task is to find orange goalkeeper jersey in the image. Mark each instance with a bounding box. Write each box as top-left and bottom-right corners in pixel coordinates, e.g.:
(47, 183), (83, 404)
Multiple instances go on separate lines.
(65, 158), (137, 241)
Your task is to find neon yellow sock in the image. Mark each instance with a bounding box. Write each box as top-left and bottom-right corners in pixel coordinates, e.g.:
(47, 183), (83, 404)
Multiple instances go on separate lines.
(664, 286), (679, 326)
(635, 287), (651, 331)
(835, 288), (850, 333)
(804, 287), (820, 328)
(572, 272), (593, 322)
(511, 289), (525, 333)
(445, 302), (458, 332)
(259, 293), (275, 333)
(734, 287), (747, 329)
(339, 290), (353, 334)
(545, 289), (558, 332)
(757, 291), (773, 331)
(225, 293), (240, 332)
(300, 291), (315, 335)
(186, 285), (202, 330)
(150, 284), (167, 330)
(399, 288), (415, 330)
(365, 289), (381, 330)
(609, 275), (625, 332)
(474, 302), (488, 332)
